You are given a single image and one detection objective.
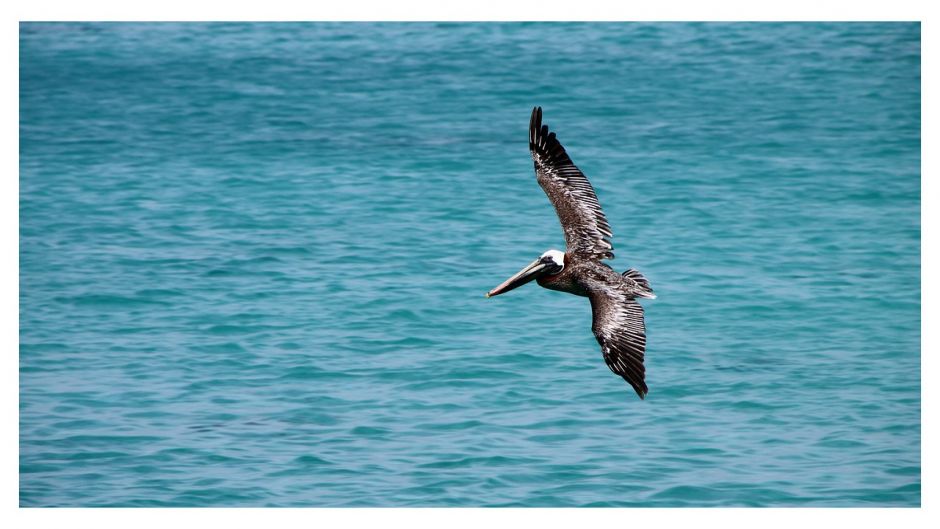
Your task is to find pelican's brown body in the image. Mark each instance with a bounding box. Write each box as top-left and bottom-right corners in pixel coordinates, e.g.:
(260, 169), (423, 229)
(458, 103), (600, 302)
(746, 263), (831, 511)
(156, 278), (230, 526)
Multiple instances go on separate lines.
(486, 107), (656, 399)
(538, 254), (649, 299)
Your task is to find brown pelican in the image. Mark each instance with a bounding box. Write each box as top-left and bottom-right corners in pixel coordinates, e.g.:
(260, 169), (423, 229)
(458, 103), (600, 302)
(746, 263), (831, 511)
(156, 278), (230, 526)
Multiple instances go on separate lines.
(486, 107), (656, 399)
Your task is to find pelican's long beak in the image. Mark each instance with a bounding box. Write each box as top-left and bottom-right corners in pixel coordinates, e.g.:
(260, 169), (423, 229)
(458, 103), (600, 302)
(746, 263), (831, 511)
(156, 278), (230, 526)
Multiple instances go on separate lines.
(486, 258), (547, 298)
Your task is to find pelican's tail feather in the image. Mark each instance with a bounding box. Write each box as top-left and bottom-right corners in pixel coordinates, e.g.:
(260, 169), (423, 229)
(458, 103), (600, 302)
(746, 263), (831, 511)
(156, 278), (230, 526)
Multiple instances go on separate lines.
(623, 269), (656, 299)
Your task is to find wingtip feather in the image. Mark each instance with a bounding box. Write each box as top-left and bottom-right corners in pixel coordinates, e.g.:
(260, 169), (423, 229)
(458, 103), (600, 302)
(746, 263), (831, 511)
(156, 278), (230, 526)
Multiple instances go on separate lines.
(631, 379), (649, 400)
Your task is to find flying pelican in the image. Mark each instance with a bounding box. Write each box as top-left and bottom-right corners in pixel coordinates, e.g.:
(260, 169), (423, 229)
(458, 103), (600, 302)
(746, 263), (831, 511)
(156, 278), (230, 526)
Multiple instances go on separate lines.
(486, 107), (656, 399)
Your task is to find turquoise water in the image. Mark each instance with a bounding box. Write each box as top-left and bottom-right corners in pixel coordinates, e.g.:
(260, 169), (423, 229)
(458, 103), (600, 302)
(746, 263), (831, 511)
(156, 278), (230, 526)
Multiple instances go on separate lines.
(20, 22), (920, 507)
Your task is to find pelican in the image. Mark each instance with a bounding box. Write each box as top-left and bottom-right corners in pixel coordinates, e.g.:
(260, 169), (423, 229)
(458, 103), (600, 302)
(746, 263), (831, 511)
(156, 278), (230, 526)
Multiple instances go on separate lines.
(486, 107), (656, 399)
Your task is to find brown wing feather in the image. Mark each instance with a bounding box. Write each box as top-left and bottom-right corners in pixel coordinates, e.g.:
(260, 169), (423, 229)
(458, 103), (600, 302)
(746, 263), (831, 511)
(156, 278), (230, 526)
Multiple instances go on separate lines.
(529, 107), (614, 260)
(588, 287), (648, 399)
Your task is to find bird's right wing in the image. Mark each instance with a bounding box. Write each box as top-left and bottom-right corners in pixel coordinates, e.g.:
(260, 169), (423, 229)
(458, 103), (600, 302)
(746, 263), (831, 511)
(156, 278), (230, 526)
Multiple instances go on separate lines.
(530, 106), (615, 260)
(587, 287), (648, 399)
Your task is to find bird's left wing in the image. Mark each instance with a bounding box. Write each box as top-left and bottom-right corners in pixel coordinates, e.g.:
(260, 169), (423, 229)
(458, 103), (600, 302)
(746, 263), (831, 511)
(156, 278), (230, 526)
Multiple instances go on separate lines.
(587, 287), (648, 399)
(530, 106), (615, 260)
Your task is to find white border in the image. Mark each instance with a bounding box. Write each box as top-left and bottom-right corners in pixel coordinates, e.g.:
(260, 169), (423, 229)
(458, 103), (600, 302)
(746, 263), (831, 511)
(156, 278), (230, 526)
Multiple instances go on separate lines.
(7, 506), (939, 527)
(7, 0), (933, 22)
(6, 1), (933, 528)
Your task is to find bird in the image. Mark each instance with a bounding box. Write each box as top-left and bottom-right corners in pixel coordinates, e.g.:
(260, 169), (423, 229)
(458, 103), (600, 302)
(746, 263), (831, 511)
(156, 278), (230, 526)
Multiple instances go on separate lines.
(485, 107), (656, 399)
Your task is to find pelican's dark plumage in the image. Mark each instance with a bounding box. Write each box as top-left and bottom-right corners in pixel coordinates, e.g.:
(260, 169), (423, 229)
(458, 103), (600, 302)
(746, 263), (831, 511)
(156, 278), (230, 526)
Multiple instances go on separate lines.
(486, 107), (656, 399)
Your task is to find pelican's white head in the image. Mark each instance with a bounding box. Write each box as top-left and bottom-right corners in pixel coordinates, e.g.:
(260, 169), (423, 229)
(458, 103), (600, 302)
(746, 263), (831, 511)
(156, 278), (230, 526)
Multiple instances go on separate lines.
(540, 249), (566, 268)
(486, 249), (565, 298)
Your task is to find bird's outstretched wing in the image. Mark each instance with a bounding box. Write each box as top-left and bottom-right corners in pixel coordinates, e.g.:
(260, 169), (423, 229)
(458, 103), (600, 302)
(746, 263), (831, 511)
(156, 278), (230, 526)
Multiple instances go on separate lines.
(588, 287), (648, 399)
(530, 106), (614, 260)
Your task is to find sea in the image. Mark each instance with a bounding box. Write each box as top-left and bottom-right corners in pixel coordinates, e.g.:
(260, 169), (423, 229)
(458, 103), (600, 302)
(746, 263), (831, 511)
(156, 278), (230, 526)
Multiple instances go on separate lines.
(19, 22), (920, 507)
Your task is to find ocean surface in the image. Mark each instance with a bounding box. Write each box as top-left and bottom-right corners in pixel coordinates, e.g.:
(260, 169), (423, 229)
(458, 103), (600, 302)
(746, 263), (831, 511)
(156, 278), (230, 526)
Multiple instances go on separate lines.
(20, 22), (920, 507)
